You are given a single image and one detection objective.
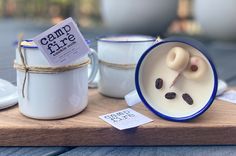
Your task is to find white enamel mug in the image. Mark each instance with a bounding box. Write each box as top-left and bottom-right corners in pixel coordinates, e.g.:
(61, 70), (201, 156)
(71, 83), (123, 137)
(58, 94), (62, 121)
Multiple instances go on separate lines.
(97, 35), (155, 98)
(15, 40), (98, 119)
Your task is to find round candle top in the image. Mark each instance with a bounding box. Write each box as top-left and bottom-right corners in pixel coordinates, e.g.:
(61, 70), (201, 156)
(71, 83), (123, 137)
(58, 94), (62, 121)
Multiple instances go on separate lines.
(135, 39), (218, 121)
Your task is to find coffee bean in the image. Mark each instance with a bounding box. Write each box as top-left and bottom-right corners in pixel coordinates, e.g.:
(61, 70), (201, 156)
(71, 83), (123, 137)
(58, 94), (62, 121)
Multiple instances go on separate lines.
(190, 65), (198, 72)
(165, 92), (176, 99)
(182, 93), (193, 105)
(155, 78), (163, 89)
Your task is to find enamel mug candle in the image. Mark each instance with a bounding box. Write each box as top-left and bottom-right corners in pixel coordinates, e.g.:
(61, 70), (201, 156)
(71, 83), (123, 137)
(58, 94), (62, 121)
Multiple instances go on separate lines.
(14, 40), (98, 119)
(97, 35), (155, 98)
(126, 38), (218, 121)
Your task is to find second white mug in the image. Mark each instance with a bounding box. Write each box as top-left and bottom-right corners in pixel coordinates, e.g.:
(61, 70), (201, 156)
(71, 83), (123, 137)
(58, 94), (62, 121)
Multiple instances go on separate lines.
(97, 35), (155, 98)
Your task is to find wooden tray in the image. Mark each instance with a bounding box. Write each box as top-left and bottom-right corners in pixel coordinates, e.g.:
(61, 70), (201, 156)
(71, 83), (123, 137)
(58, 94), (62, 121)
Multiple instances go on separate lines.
(0, 89), (236, 146)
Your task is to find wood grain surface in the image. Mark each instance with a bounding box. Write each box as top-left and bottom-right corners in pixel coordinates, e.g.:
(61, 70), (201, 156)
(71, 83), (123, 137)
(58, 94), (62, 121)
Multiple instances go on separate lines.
(0, 89), (236, 146)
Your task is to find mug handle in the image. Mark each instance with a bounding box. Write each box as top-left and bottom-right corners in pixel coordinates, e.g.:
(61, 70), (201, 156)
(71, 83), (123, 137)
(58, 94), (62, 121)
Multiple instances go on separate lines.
(88, 48), (99, 88)
(125, 90), (142, 106)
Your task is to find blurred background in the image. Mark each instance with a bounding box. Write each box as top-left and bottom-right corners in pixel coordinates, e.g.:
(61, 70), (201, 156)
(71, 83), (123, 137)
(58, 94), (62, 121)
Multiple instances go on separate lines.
(0, 0), (236, 85)
(0, 0), (202, 36)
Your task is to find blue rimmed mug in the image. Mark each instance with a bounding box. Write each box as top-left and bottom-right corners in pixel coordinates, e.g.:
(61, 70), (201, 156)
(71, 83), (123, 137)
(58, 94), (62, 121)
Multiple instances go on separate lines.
(15, 40), (98, 119)
(126, 37), (218, 121)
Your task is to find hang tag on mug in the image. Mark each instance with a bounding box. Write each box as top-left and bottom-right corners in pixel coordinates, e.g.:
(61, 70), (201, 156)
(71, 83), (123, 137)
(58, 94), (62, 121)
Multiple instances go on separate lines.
(33, 17), (89, 66)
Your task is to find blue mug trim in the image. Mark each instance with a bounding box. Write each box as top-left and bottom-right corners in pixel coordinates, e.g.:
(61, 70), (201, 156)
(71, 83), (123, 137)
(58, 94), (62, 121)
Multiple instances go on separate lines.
(97, 34), (156, 43)
(135, 38), (218, 122)
(13, 39), (38, 49)
(22, 39), (38, 49)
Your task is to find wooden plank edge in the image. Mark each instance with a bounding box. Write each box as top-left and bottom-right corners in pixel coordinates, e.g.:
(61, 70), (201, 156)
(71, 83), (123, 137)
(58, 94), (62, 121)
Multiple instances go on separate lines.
(1, 126), (236, 146)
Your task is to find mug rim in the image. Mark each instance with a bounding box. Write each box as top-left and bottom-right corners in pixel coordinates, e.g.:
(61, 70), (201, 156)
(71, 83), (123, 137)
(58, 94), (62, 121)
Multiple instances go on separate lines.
(15, 39), (91, 49)
(135, 39), (218, 122)
(97, 34), (156, 43)
(21, 39), (38, 49)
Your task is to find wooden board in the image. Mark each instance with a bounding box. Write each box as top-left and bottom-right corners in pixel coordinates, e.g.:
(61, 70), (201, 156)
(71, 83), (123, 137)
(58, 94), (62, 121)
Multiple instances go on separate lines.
(0, 89), (236, 146)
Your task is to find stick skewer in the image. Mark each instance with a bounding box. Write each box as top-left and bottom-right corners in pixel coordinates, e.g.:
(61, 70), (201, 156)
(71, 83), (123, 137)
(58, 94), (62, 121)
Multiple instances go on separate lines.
(169, 71), (182, 88)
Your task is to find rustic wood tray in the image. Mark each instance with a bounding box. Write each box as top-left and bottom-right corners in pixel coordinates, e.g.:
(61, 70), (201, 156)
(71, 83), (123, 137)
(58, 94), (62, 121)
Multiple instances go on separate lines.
(0, 89), (236, 146)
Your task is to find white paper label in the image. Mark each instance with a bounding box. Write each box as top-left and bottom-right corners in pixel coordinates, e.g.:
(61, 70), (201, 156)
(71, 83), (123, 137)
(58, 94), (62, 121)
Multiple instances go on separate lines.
(33, 17), (89, 66)
(217, 90), (236, 104)
(99, 108), (153, 130)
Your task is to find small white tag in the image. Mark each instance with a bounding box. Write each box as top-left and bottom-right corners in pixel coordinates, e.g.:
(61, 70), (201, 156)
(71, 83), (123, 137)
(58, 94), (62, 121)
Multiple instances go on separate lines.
(99, 108), (153, 130)
(217, 90), (236, 104)
(33, 17), (89, 66)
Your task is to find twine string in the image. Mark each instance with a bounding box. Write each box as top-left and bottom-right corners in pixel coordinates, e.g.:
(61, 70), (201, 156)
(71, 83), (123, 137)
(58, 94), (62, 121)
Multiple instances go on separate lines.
(17, 34), (28, 98)
(99, 60), (136, 69)
(14, 60), (90, 74)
